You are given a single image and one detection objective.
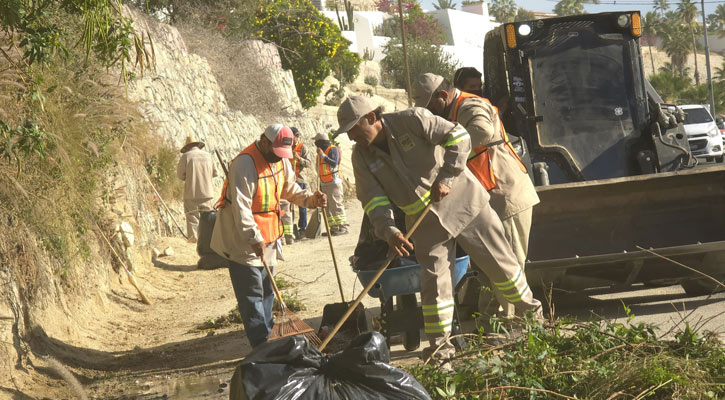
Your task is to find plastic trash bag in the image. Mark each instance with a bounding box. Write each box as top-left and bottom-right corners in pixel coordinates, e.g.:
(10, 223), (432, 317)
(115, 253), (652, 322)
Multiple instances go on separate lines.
(229, 331), (432, 400)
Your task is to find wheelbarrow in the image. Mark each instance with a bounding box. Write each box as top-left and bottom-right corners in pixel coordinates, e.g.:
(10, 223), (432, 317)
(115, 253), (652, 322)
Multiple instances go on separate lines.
(355, 255), (474, 351)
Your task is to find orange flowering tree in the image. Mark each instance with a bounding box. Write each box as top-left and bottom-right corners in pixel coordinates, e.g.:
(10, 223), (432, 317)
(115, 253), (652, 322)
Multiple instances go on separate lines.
(252, 0), (360, 108)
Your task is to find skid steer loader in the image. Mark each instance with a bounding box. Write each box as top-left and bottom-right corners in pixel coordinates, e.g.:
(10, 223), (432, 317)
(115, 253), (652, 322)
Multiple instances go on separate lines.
(483, 11), (725, 295)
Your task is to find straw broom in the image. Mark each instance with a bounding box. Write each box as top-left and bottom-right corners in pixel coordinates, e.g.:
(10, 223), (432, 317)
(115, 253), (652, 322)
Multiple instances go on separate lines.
(214, 149), (321, 346)
(96, 223), (152, 305)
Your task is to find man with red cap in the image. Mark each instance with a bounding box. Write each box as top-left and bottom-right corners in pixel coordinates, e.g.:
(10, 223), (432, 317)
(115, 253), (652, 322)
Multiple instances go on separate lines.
(211, 124), (327, 348)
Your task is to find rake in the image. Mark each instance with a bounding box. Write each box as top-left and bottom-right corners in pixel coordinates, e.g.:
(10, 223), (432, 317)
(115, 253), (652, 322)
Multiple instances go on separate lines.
(262, 257), (322, 347)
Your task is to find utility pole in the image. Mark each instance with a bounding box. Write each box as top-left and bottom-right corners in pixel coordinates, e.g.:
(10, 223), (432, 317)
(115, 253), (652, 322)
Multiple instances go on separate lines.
(397, 0), (413, 107)
(701, 0), (716, 116)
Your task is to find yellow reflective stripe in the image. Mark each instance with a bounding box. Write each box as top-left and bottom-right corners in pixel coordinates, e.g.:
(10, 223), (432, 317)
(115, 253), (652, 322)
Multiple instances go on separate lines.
(283, 225), (293, 234)
(400, 191), (431, 215)
(503, 286), (531, 303)
(260, 173), (270, 212)
(424, 318), (454, 334)
(494, 268), (523, 291)
(422, 300), (455, 311)
(364, 196), (391, 214)
(423, 303), (455, 316)
(425, 325), (452, 334)
(444, 127), (470, 147)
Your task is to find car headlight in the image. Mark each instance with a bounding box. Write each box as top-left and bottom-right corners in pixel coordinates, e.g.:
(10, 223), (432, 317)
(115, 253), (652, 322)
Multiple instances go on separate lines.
(708, 128), (719, 137)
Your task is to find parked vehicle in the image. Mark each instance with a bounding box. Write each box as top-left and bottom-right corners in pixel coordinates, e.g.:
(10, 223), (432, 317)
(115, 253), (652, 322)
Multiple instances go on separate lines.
(679, 104), (723, 163)
(716, 116), (725, 146)
(484, 11), (725, 295)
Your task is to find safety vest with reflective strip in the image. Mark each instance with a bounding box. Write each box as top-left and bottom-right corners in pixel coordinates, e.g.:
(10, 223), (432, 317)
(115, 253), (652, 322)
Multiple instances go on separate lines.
(452, 92), (527, 191)
(317, 145), (340, 183)
(215, 143), (284, 244)
(292, 141), (303, 178)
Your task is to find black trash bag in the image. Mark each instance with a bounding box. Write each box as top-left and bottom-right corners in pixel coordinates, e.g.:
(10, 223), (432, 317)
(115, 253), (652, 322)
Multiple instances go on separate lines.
(229, 331), (432, 400)
(196, 211), (228, 270)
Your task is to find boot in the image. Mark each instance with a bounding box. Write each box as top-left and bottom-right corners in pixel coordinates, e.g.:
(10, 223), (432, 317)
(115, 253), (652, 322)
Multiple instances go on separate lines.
(285, 234), (294, 245)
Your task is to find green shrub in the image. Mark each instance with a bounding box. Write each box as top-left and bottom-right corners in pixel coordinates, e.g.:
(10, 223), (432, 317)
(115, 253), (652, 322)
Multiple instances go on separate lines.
(364, 75), (379, 86)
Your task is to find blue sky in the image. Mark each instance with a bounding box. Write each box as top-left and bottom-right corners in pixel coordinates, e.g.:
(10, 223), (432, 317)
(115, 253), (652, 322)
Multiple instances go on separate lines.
(417, 0), (724, 20)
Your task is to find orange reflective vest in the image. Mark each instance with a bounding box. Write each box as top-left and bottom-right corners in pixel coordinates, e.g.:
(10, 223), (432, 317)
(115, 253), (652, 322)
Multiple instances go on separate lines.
(215, 143), (284, 244)
(451, 92), (527, 191)
(292, 141), (303, 178)
(317, 145), (340, 183)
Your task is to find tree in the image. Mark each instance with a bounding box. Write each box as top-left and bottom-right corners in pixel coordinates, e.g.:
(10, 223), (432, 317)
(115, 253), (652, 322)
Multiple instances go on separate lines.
(658, 15), (691, 76)
(433, 0), (457, 10)
(642, 12), (661, 75)
(707, 4), (725, 38)
(649, 68), (692, 103)
(677, 0), (700, 84)
(377, 0), (458, 90)
(489, 0), (518, 23)
(553, 0), (599, 17)
(653, 0), (670, 17)
(252, 0), (361, 108)
(515, 8), (536, 22)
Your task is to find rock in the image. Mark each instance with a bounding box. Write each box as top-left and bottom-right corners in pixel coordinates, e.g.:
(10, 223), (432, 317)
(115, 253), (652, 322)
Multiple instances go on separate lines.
(152, 248), (161, 258)
(163, 246), (174, 257)
(118, 221), (135, 247)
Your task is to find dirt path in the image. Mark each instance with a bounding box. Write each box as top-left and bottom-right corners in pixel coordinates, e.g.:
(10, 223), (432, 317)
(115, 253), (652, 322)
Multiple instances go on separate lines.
(36, 200), (408, 399)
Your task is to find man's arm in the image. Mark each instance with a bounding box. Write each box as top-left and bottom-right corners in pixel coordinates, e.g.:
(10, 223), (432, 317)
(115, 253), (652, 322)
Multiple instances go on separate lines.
(297, 144), (312, 171)
(351, 150), (398, 241)
(457, 99), (497, 148)
(281, 159), (319, 208)
(321, 146), (340, 168)
(413, 108), (472, 188)
(229, 156), (264, 246)
(176, 154), (186, 180)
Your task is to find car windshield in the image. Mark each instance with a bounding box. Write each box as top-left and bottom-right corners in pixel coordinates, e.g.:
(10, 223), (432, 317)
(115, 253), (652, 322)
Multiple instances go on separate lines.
(684, 108), (713, 124)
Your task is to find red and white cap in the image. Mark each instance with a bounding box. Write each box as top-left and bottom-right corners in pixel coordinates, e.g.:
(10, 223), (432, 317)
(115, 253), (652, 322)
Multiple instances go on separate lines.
(263, 124), (294, 159)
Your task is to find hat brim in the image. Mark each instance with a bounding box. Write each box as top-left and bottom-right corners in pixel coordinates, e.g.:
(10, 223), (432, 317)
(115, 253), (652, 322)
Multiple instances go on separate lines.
(180, 142), (204, 153)
(272, 145), (293, 159)
(414, 93), (433, 108)
(334, 117), (360, 137)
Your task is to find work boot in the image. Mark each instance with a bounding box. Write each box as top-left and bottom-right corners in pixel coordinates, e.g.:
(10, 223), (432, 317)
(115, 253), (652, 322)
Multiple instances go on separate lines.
(332, 226), (349, 236)
(421, 345), (454, 372)
(285, 235), (294, 245)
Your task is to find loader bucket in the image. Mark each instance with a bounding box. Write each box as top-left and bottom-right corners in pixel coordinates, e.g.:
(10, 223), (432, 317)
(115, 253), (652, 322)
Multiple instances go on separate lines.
(526, 166), (725, 289)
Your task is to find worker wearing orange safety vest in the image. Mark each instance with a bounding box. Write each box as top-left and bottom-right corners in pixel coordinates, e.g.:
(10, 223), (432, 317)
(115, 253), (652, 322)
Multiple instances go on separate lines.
(210, 124), (326, 348)
(314, 131), (349, 235)
(413, 73), (540, 320)
(280, 127), (312, 244)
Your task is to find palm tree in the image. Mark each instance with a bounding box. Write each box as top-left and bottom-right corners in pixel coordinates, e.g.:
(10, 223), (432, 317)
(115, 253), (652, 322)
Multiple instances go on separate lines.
(433, 0), (457, 10)
(642, 12), (661, 75)
(515, 8), (536, 21)
(677, 0), (700, 84)
(489, 0), (518, 22)
(658, 15), (691, 76)
(707, 4), (725, 38)
(553, 0), (599, 17)
(653, 0), (670, 17)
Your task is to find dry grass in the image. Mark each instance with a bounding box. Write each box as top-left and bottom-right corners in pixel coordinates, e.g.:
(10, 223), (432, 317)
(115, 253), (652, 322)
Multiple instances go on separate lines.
(175, 22), (283, 125)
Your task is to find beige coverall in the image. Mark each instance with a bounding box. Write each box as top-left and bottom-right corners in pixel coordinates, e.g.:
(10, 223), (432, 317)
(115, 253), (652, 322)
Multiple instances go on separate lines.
(177, 147), (217, 241)
(449, 90), (540, 317)
(352, 108), (541, 358)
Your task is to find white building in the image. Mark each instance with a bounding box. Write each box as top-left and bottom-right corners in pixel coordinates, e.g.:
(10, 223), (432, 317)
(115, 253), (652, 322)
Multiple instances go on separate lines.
(321, 4), (499, 73)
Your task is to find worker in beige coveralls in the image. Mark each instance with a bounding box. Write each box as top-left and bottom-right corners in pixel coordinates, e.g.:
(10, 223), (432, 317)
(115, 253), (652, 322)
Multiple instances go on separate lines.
(335, 96), (541, 363)
(414, 73), (540, 319)
(177, 136), (217, 242)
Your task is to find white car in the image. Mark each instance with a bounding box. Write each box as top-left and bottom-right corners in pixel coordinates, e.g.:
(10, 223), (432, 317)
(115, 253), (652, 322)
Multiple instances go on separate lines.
(680, 104), (724, 163)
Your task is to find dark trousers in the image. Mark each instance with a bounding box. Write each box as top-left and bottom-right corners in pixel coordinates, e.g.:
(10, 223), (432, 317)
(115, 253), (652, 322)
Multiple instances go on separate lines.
(297, 182), (308, 231)
(228, 262), (275, 347)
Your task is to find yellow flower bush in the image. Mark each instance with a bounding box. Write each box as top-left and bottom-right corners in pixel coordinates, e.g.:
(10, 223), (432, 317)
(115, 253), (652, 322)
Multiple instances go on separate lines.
(252, 0), (360, 108)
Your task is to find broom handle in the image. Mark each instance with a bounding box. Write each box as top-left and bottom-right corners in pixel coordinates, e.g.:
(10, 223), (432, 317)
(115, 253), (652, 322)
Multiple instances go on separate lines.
(261, 256), (286, 308)
(322, 207), (346, 303)
(143, 173), (189, 239)
(319, 203), (432, 351)
(215, 150), (229, 177)
(95, 223), (152, 305)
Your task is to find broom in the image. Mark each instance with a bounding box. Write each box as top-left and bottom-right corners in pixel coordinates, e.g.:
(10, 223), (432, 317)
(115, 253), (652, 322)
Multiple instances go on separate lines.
(96, 223), (152, 305)
(263, 257), (322, 346)
(215, 149), (321, 346)
(319, 203), (432, 351)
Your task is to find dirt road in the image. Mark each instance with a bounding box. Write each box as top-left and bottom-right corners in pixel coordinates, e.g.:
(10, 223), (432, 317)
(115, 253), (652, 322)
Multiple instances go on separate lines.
(22, 198), (725, 399)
